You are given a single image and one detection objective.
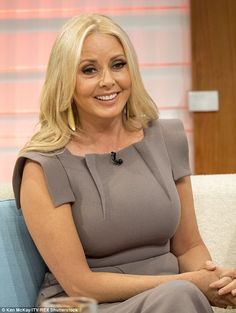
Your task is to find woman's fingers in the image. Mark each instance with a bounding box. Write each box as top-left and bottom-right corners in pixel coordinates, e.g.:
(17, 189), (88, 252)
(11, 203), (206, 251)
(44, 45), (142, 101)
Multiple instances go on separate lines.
(218, 280), (236, 296)
(210, 276), (232, 289)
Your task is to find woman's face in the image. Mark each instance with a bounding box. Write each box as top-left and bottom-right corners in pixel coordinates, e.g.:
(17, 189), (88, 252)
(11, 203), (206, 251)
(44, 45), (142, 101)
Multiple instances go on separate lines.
(75, 32), (131, 125)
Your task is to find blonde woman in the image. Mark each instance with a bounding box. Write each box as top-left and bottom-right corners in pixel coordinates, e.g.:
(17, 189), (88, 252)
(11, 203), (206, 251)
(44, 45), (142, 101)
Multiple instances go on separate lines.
(13, 14), (235, 311)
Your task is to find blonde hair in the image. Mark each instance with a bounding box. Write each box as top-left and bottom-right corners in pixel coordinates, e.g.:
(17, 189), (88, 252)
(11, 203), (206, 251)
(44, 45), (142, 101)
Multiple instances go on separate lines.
(21, 13), (158, 154)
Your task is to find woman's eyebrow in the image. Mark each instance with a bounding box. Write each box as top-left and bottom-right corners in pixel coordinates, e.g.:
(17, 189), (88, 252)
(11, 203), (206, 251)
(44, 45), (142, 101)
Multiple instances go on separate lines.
(110, 54), (126, 60)
(79, 54), (126, 65)
(79, 59), (97, 65)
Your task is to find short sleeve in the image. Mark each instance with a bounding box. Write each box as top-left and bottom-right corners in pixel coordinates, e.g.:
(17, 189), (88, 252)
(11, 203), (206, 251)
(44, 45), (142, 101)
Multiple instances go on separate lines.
(159, 119), (191, 181)
(12, 151), (75, 209)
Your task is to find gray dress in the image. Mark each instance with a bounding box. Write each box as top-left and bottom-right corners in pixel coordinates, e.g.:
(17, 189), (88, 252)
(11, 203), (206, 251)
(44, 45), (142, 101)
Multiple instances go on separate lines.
(13, 119), (213, 313)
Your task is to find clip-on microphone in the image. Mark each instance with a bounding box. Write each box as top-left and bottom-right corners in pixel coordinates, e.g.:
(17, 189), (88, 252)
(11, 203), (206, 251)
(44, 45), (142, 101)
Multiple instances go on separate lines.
(110, 152), (123, 165)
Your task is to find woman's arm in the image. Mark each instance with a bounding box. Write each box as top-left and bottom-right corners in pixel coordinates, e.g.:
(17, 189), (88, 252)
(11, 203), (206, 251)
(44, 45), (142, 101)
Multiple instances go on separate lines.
(171, 176), (212, 272)
(20, 162), (229, 305)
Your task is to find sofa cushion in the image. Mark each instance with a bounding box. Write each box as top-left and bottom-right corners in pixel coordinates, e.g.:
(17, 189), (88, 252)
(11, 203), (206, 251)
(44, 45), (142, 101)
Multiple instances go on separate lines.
(0, 199), (46, 306)
(191, 174), (236, 313)
(192, 174), (236, 268)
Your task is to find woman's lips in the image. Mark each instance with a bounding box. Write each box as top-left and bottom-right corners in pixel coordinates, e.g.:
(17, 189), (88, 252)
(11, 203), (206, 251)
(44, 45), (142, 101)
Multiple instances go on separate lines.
(95, 92), (118, 101)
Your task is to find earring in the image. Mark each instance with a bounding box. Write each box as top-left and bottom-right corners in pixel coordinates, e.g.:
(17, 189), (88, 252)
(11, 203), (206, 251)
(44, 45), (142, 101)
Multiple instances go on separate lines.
(67, 105), (76, 131)
(124, 103), (130, 120)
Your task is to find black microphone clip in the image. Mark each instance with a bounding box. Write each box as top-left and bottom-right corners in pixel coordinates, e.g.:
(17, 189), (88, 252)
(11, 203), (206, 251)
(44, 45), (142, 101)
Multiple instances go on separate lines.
(110, 152), (123, 166)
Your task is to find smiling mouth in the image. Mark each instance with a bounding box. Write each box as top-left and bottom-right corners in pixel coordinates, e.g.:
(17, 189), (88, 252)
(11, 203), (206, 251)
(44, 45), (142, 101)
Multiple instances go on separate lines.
(95, 93), (118, 101)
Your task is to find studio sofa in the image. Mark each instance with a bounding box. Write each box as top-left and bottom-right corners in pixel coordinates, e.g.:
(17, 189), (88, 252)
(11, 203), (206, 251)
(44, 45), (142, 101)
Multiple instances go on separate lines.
(0, 174), (235, 312)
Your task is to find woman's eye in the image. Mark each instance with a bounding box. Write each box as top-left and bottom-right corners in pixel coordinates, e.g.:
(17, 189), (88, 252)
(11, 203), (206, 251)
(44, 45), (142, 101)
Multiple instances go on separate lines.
(82, 67), (97, 75)
(112, 61), (127, 70)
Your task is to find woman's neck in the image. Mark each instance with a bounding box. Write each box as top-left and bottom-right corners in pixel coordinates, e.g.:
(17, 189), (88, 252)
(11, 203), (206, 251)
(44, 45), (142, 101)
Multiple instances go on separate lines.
(67, 118), (143, 156)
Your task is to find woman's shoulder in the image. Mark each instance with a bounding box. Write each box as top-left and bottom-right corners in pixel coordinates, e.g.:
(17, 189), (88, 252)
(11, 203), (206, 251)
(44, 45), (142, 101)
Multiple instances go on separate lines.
(148, 118), (185, 132)
(13, 150), (61, 182)
(145, 118), (191, 180)
(14, 149), (67, 172)
(12, 148), (75, 209)
(146, 118), (188, 150)
(18, 149), (64, 161)
(144, 118), (185, 142)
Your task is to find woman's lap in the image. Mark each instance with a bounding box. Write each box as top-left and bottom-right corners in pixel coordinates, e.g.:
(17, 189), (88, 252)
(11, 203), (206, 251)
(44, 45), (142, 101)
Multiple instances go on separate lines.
(36, 274), (213, 313)
(98, 280), (213, 313)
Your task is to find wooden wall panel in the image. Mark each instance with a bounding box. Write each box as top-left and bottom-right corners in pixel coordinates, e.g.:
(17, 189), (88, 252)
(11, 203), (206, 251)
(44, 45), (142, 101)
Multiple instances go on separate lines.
(191, 0), (236, 174)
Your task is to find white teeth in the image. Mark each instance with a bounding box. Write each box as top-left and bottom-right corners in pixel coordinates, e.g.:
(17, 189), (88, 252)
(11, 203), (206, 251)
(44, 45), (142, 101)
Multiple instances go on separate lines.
(96, 93), (117, 101)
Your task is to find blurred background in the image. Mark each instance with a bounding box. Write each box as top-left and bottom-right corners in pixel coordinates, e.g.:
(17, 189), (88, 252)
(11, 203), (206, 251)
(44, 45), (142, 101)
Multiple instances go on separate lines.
(0, 0), (235, 184)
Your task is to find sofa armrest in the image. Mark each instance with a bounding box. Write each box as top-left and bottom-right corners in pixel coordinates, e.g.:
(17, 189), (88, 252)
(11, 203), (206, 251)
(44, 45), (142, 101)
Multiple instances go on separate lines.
(0, 199), (47, 306)
(191, 174), (236, 313)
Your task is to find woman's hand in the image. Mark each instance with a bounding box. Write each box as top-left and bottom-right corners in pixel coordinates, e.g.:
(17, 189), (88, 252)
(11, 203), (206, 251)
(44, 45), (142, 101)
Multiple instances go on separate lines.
(201, 260), (236, 296)
(210, 268), (236, 297)
(193, 269), (236, 308)
(197, 260), (236, 309)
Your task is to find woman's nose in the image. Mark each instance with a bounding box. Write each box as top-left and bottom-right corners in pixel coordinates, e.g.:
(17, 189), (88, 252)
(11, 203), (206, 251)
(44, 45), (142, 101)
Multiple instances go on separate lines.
(99, 68), (115, 88)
